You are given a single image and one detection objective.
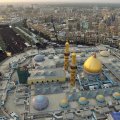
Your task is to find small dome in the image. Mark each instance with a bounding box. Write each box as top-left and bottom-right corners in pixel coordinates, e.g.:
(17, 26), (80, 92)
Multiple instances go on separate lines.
(100, 51), (110, 57)
(78, 97), (89, 105)
(34, 55), (45, 62)
(59, 97), (69, 108)
(56, 60), (64, 67)
(83, 54), (102, 74)
(32, 95), (49, 111)
(113, 92), (120, 100)
(96, 95), (105, 103)
(59, 54), (64, 58)
(48, 55), (53, 59)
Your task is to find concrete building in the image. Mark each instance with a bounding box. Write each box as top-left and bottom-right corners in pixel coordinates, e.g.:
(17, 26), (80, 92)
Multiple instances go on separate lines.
(67, 18), (78, 31)
(107, 112), (120, 120)
(28, 68), (66, 84)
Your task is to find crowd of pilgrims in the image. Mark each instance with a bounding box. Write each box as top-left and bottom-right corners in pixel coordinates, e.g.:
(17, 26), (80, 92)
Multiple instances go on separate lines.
(0, 25), (27, 62)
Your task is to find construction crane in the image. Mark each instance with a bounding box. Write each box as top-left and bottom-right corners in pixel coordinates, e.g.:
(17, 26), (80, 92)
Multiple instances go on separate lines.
(51, 15), (58, 42)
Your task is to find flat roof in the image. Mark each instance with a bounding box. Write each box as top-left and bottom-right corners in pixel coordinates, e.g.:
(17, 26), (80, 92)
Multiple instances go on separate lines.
(28, 68), (65, 80)
(30, 93), (66, 113)
(111, 112), (120, 120)
(0, 80), (7, 90)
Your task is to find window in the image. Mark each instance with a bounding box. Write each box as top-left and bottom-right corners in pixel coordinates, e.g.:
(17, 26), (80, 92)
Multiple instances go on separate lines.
(52, 80), (54, 82)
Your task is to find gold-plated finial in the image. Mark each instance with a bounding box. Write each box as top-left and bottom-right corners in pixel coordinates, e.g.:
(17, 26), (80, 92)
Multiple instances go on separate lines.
(93, 53), (96, 58)
(71, 52), (76, 65)
(65, 41), (69, 53)
(64, 40), (70, 71)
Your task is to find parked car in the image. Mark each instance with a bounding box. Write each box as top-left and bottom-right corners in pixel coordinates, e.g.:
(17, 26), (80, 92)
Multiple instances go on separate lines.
(1, 100), (5, 106)
(10, 112), (19, 120)
(0, 116), (7, 120)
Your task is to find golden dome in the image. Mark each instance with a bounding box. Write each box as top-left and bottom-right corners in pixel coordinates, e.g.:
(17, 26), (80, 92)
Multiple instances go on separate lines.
(83, 54), (102, 73)
(113, 92), (120, 100)
(113, 92), (120, 96)
(59, 97), (69, 108)
(78, 97), (89, 105)
(79, 97), (87, 101)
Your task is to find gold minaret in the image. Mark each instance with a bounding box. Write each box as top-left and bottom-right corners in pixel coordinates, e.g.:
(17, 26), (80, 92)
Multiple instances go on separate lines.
(70, 52), (77, 87)
(64, 41), (70, 70)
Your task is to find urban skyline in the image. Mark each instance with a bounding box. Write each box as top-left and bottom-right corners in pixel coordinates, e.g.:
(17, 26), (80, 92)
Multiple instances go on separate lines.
(0, 0), (120, 3)
(0, 2), (120, 120)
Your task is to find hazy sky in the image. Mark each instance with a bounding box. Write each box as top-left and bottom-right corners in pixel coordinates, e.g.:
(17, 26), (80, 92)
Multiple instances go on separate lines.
(0, 0), (120, 3)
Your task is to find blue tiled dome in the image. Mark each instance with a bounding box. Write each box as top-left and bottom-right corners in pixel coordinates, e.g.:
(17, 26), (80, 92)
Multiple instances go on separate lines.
(32, 95), (49, 111)
(34, 55), (45, 62)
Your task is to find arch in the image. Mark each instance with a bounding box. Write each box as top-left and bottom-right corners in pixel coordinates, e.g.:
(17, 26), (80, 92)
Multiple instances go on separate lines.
(52, 80), (54, 82)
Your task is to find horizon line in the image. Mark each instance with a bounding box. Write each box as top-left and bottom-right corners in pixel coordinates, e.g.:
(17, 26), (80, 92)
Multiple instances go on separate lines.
(0, 1), (120, 4)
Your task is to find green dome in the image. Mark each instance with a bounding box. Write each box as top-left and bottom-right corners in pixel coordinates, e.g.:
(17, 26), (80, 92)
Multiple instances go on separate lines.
(96, 95), (105, 103)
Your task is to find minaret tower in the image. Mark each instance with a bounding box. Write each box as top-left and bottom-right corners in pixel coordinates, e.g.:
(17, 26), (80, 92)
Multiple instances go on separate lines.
(70, 52), (77, 87)
(64, 41), (70, 71)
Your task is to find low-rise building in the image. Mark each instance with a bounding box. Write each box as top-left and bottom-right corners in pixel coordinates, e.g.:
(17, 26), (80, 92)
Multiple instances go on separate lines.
(28, 68), (66, 84)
